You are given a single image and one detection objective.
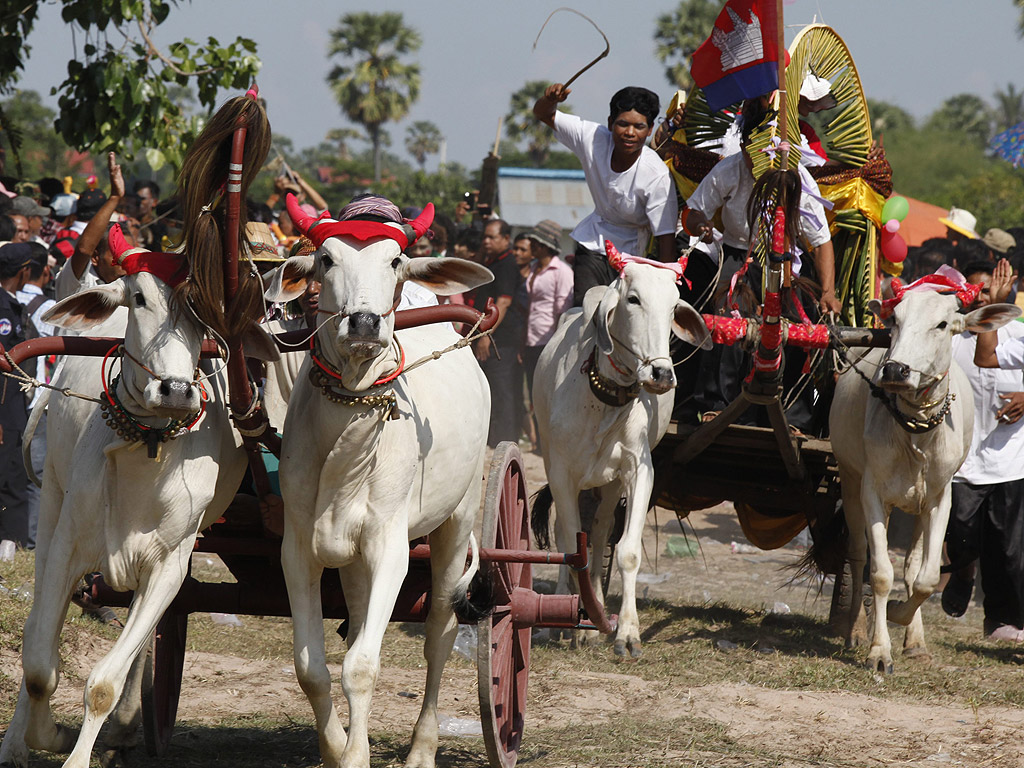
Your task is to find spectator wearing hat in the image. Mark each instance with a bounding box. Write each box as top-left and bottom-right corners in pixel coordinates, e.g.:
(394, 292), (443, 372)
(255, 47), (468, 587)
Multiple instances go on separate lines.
(522, 220), (573, 397)
(940, 206), (980, 246)
(55, 152), (126, 301)
(983, 228), (1016, 261)
(0, 242), (34, 557)
(797, 75), (837, 164)
(11, 195), (51, 246)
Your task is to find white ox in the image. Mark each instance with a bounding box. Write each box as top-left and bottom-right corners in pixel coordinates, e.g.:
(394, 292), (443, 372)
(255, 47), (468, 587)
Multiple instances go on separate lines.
(531, 261), (711, 657)
(264, 198), (494, 768)
(830, 290), (1018, 673)
(0, 263), (278, 768)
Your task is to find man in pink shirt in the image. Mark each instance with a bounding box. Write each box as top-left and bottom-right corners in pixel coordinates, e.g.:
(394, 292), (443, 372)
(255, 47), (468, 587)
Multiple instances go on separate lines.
(523, 219), (573, 397)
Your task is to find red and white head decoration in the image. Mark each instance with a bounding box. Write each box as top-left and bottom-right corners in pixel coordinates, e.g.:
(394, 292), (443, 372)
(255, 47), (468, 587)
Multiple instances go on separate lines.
(604, 237), (691, 289)
(285, 193), (433, 252)
(108, 224), (188, 287)
(876, 264), (982, 319)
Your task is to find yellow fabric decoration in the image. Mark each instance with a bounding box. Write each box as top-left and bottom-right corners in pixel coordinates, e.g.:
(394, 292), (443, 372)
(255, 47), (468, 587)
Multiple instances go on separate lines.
(820, 177), (885, 230)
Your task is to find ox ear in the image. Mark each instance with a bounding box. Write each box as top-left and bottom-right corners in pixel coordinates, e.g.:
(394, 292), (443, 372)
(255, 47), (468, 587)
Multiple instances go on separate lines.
(399, 257), (494, 296)
(867, 298), (894, 329)
(582, 285), (618, 355)
(963, 302), (1022, 334)
(243, 324), (281, 363)
(42, 281), (127, 331)
(263, 255), (315, 303)
(673, 301), (713, 350)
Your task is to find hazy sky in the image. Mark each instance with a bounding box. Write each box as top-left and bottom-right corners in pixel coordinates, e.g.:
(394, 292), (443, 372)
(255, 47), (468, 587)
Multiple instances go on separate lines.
(16, 0), (1024, 171)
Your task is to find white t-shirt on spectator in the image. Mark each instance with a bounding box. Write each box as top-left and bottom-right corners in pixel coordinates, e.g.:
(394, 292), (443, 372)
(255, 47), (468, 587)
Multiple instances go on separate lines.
(952, 323), (1024, 484)
(552, 111), (678, 258)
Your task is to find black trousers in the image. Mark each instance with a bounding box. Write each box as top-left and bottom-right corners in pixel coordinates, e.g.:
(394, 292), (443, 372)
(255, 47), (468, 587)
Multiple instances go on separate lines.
(0, 429), (29, 545)
(948, 479), (1024, 630)
(572, 244), (618, 307)
(480, 343), (523, 448)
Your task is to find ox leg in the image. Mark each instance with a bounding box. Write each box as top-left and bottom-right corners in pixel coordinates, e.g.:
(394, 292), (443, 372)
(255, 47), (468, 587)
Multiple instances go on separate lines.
(64, 545), (194, 768)
(407, 512), (473, 768)
(837, 469), (869, 648)
(0, 493), (79, 768)
(891, 496), (949, 660)
(99, 631), (147, 766)
(340, 531), (410, 768)
(862, 481), (895, 675)
(547, 467), (581, 601)
(282, 530), (347, 768)
(613, 464), (653, 659)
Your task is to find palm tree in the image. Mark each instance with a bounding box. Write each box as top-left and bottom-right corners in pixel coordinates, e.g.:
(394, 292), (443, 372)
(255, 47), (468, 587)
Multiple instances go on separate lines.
(653, 0), (723, 90)
(326, 12), (421, 183)
(326, 127), (363, 161)
(1017, 0), (1024, 37)
(993, 83), (1024, 133)
(505, 80), (572, 167)
(405, 120), (442, 170)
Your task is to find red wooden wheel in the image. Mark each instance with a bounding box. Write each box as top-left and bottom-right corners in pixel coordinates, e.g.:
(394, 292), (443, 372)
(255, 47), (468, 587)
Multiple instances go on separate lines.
(477, 441), (532, 768)
(141, 610), (187, 756)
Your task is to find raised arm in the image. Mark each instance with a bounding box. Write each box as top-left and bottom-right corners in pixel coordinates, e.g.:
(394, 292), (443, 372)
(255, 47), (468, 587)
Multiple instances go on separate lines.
(975, 258), (1014, 368)
(70, 152), (123, 279)
(533, 83), (571, 129)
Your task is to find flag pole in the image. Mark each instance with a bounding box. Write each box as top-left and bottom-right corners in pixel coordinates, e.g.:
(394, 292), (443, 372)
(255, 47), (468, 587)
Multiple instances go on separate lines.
(776, 0), (787, 165)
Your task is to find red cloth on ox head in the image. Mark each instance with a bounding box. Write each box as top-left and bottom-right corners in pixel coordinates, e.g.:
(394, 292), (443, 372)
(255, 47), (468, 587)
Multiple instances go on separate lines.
(284, 193), (433, 252)
(876, 265), (981, 319)
(108, 224), (188, 287)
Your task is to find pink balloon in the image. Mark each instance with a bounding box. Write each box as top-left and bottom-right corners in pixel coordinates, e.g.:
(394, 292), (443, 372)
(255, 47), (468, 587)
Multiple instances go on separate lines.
(881, 229), (908, 263)
(884, 219), (901, 233)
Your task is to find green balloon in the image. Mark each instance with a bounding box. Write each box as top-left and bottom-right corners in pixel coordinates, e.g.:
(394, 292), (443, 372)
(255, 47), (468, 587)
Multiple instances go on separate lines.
(882, 195), (909, 223)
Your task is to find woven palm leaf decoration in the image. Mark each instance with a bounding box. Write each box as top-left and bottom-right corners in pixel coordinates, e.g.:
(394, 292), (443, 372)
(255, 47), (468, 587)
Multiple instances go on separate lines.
(786, 24), (879, 327)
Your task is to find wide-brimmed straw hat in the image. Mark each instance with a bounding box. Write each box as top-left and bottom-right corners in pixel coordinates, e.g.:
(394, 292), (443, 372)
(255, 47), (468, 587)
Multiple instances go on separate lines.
(939, 206), (980, 240)
(244, 221), (284, 262)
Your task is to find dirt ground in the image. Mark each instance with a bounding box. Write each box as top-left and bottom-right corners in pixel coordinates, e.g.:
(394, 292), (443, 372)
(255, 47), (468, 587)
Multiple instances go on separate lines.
(5, 447), (1024, 768)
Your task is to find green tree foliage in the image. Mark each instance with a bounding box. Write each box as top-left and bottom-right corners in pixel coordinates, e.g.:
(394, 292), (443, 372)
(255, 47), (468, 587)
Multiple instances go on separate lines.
(0, 90), (82, 179)
(993, 83), (1024, 133)
(404, 120), (442, 170)
(1017, 0), (1024, 37)
(925, 93), (992, 147)
(327, 12), (422, 184)
(866, 99), (915, 137)
(653, 0), (723, 90)
(505, 80), (573, 167)
(2, 1), (261, 174)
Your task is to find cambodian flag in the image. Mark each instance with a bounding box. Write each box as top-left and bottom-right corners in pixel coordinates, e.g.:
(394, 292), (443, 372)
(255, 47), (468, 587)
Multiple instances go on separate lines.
(690, 0), (785, 113)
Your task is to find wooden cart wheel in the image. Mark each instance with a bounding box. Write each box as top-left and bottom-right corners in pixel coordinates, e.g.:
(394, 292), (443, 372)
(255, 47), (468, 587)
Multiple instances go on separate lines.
(141, 611), (187, 756)
(477, 441), (532, 768)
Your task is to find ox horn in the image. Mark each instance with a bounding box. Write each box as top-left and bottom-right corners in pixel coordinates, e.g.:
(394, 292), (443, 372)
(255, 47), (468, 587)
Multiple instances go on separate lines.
(401, 203), (435, 250)
(108, 223), (140, 264)
(604, 237), (626, 272)
(285, 193), (329, 239)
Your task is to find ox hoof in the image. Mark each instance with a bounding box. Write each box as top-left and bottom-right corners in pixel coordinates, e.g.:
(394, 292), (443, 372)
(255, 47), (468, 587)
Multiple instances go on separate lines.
(613, 639), (643, 659)
(866, 654), (894, 675)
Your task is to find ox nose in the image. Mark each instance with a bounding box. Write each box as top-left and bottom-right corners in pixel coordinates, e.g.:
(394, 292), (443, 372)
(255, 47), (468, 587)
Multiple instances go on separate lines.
(650, 364), (676, 387)
(348, 311), (381, 339)
(881, 361), (911, 383)
(159, 378), (193, 399)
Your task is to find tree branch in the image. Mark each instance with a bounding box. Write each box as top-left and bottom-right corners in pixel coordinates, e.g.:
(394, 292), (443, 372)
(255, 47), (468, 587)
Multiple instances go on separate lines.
(136, 16), (216, 77)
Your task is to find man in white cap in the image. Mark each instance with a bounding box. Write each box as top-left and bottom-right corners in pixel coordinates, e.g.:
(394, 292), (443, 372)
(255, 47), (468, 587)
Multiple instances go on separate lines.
(798, 74), (837, 165)
(939, 205), (980, 246)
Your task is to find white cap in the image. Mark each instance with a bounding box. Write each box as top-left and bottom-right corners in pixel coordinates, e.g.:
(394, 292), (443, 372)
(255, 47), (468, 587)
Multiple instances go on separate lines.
(799, 74), (832, 102)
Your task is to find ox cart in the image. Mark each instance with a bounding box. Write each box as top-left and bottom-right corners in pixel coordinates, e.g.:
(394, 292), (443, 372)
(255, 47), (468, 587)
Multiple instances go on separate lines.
(0, 303), (614, 768)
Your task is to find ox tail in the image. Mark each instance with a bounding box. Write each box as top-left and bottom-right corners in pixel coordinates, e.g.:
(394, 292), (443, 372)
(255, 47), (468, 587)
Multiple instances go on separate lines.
(451, 533), (494, 622)
(789, 500), (849, 585)
(22, 390), (49, 488)
(530, 484), (554, 550)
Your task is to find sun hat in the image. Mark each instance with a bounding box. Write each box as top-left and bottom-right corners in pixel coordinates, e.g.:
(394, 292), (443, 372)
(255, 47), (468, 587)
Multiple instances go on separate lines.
(11, 195), (50, 218)
(939, 206), (980, 239)
(525, 219), (562, 254)
(982, 228), (1016, 254)
(799, 74), (837, 110)
(244, 221), (285, 262)
(49, 193), (77, 219)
